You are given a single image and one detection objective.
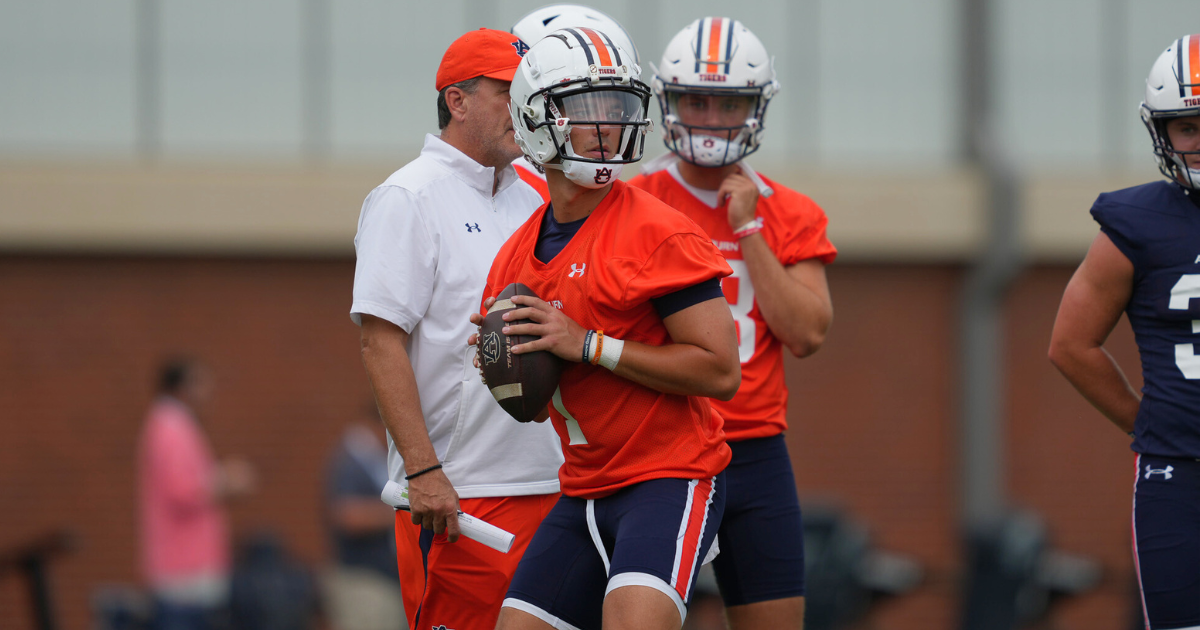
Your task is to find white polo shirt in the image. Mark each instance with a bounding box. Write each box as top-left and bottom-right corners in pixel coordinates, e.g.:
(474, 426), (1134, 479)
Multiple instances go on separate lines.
(351, 134), (562, 498)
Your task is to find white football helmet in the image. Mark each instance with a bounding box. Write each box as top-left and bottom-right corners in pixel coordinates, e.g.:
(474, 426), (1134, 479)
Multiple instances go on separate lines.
(1141, 34), (1200, 189)
(653, 18), (778, 167)
(510, 4), (639, 64)
(509, 28), (652, 189)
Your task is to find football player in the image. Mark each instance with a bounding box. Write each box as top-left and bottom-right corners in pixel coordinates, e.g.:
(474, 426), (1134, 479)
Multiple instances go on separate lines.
(627, 18), (835, 630)
(1049, 34), (1200, 630)
(508, 4), (639, 202)
(469, 28), (740, 630)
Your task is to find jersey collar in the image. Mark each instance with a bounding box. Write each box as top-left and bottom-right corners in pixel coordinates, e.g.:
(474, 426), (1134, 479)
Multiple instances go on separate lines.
(422, 134), (520, 196)
(638, 152), (774, 198)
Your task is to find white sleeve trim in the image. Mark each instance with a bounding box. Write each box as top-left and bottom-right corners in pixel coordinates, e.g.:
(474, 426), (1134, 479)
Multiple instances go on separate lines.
(348, 300), (418, 332)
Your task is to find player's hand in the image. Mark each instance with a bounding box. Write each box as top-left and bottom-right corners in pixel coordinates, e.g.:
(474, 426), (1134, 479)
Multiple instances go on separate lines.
(502, 294), (588, 362)
(406, 468), (461, 543)
(718, 172), (760, 229)
(468, 298), (494, 382)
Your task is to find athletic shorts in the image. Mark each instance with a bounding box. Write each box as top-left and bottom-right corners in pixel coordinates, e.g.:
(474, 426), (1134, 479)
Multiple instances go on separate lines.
(394, 493), (559, 630)
(503, 474), (726, 630)
(1133, 454), (1200, 630)
(711, 434), (806, 606)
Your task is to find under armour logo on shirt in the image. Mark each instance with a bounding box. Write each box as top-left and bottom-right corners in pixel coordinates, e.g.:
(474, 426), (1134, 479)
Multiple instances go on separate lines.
(1145, 465), (1174, 480)
(466, 223), (481, 233)
(568, 263), (586, 278)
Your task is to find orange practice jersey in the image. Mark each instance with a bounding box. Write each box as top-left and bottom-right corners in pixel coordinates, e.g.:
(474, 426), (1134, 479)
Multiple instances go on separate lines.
(628, 169), (837, 441)
(514, 161), (551, 203)
(482, 180), (733, 499)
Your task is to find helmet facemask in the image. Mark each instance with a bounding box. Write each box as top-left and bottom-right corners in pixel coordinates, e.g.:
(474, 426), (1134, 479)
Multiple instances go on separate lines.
(658, 87), (767, 167)
(1144, 109), (1200, 189)
(517, 75), (653, 188)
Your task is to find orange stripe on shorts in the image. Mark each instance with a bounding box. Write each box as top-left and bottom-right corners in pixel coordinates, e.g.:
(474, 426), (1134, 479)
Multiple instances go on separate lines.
(580, 28), (613, 67)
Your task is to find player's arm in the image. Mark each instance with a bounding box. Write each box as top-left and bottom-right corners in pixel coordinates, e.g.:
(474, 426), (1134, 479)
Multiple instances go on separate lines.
(743, 243), (832, 358)
(495, 294), (741, 400)
(359, 314), (460, 541)
(720, 172), (832, 357)
(1047, 231), (1140, 434)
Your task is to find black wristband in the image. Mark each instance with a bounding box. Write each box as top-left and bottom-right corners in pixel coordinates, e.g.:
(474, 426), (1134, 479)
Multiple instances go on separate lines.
(582, 330), (594, 363)
(404, 463), (443, 480)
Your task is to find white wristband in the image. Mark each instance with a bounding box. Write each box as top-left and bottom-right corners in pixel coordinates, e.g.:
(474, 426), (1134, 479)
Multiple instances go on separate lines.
(598, 336), (624, 371)
(732, 218), (762, 233)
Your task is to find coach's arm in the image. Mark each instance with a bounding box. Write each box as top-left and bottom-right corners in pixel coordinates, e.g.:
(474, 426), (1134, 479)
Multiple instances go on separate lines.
(359, 314), (461, 541)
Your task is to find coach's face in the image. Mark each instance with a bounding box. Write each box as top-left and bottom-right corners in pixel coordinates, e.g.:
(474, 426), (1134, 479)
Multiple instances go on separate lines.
(462, 77), (524, 169)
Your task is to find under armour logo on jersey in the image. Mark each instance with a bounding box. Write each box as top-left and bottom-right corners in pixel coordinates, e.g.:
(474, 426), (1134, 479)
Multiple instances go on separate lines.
(594, 167), (613, 185)
(1145, 465), (1174, 480)
(568, 263), (586, 278)
(432, 626), (452, 630)
(466, 223), (481, 233)
(511, 40), (530, 57)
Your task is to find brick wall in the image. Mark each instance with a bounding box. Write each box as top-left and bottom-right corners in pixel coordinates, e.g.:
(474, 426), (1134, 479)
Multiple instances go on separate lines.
(0, 258), (1142, 630)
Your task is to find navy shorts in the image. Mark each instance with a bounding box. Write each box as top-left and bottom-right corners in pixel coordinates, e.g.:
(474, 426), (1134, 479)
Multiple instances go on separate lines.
(711, 434), (806, 606)
(504, 474), (726, 629)
(1134, 454), (1200, 629)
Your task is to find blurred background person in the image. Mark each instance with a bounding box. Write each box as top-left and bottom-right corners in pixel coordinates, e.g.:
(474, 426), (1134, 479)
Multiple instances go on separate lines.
(322, 407), (405, 630)
(138, 357), (256, 630)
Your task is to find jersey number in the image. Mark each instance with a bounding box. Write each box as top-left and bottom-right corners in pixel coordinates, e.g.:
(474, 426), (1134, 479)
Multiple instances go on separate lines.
(551, 261), (759, 446)
(553, 386), (588, 445)
(1169, 274), (1200, 379)
(723, 260), (756, 364)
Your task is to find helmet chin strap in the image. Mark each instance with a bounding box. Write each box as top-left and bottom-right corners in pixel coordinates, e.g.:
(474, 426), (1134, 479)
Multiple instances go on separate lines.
(1169, 154), (1200, 190)
(543, 135), (624, 189)
(682, 134), (745, 168)
(668, 122), (752, 168)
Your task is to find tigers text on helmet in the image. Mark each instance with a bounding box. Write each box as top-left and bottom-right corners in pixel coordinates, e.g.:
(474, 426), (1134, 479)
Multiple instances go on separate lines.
(509, 28), (652, 189)
(653, 18), (778, 168)
(510, 4), (639, 65)
(1141, 34), (1200, 189)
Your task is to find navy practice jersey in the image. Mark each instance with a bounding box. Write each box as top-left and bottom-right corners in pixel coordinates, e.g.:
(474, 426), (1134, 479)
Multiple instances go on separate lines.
(1092, 181), (1200, 458)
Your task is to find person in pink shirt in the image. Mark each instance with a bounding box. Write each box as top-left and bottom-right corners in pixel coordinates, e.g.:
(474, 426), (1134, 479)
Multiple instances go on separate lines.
(138, 358), (254, 630)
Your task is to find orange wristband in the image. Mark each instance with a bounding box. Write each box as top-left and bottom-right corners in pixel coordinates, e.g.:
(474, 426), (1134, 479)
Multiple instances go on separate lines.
(590, 330), (604, 366)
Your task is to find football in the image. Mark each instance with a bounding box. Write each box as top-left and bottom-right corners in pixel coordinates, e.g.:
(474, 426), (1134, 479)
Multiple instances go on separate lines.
(479, 283), (565, 422)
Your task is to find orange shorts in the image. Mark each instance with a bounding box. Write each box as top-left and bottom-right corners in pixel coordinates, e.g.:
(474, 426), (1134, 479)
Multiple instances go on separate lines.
(394, 493), (559, 630)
